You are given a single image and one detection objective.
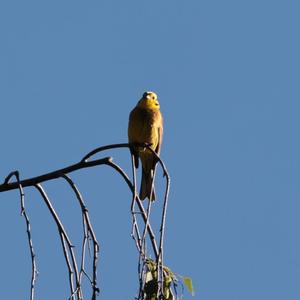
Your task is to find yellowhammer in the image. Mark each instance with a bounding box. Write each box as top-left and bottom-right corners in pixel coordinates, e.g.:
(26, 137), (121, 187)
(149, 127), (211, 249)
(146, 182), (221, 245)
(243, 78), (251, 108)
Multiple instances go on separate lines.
(128, 91), (163, 200)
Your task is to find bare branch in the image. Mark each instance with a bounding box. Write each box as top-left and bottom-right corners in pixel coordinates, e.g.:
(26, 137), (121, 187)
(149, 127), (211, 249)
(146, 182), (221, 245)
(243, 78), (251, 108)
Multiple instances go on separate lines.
(5, 171), (38, 300)
(143, 145), (171, 298)
(61, 174), (100, 298)
(81, 143), (129, 162)
(130, 154), (142, 252)
(0, 157), (112, 193)
(34, 184), (82, 300)
(1, 143), (172, 300)
(105, 159), (159, 257)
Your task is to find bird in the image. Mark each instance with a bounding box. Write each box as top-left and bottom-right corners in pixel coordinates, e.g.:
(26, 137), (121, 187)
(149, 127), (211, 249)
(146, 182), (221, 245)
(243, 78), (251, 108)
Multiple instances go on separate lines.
(128, 91), (163, 200)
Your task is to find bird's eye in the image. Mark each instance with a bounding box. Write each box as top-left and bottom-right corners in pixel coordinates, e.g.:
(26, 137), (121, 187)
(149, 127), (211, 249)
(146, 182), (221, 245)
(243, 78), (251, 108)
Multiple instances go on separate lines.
(152, 96), (155, 100)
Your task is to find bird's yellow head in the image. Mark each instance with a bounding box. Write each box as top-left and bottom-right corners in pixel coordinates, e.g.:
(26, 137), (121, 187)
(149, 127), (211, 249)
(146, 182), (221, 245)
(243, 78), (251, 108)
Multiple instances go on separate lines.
(137, 91), (160, 110)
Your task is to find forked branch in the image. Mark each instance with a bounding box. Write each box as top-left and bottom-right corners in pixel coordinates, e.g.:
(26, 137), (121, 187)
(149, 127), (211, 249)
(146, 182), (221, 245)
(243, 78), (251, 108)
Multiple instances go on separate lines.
(0, 143), (171, 300)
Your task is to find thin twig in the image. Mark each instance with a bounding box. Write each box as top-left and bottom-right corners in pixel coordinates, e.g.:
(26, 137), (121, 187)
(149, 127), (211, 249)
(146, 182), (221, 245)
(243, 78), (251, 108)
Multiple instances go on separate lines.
(59, 232), (76, 300)
(105, 159), (159, 257)
(129, 153), (145, 299)
(140, 166), (158, 258)
(5, 171), (38, 300)
(34, 183), (82, 300)
(142, 145), (171, 299)
(61, 174), (100, 299)
(130, 154), (142, 253)
(157, 172), (171, 298)
(158, 168), (171, 298)
(81, 143), (130, 162)
(78, 208), (88, 285)
(129, 144), (171, 299)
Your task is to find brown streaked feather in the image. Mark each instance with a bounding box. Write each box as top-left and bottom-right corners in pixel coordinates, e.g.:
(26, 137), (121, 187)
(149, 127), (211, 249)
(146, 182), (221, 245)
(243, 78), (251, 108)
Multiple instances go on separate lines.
(155, 116), (163, 156)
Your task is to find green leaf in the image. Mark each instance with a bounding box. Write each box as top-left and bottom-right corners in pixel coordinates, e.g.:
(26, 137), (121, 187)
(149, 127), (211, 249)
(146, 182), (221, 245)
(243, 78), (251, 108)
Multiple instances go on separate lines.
(182, 276), (195, 296)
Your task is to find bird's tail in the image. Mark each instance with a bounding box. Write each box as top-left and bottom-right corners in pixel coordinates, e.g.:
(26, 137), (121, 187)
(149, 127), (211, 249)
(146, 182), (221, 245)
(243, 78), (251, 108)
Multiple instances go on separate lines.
(140, 168), (155, 201)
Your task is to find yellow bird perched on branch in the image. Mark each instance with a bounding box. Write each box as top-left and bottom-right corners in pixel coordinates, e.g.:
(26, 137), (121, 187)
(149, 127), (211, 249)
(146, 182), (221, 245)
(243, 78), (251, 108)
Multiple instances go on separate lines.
(128, 91), (163, 200)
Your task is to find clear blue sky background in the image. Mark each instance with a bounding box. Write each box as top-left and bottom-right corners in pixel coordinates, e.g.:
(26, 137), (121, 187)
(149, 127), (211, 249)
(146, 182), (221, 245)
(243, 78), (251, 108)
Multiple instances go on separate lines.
(0, 1), (300, 299)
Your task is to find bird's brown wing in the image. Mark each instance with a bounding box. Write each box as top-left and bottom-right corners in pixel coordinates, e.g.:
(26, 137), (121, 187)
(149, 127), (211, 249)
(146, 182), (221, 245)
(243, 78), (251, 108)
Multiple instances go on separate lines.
(128, 107), (141, 168)
(155, 112), (163, 156)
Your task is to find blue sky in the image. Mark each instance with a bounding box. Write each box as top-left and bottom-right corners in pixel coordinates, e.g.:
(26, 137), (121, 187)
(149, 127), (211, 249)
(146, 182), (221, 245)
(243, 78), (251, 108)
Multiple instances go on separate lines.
(0, 1), (300, 299)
